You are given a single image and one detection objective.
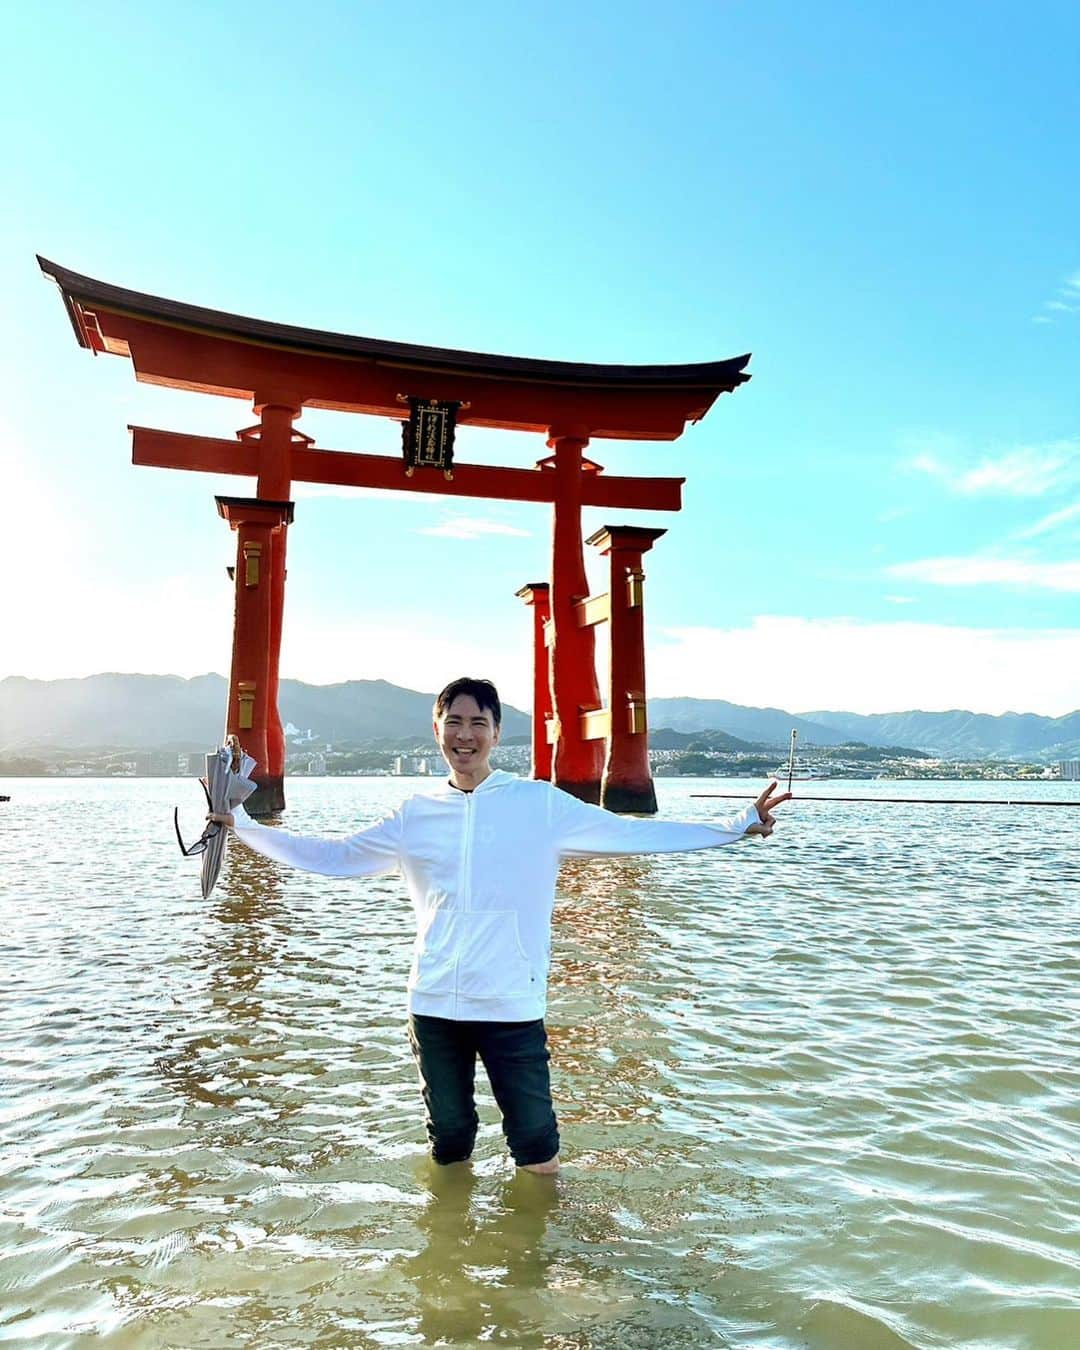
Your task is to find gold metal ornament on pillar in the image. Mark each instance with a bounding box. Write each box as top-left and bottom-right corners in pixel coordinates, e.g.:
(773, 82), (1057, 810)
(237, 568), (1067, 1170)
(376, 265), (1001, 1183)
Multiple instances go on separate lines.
(238, 681), (256, 730)
(243, 542), (262, 587)
(626, 567), (645, 608)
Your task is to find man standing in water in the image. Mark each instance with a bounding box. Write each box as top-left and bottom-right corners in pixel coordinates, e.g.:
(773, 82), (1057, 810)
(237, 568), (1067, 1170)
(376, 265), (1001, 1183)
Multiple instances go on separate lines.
(210, 677), (789, 1175)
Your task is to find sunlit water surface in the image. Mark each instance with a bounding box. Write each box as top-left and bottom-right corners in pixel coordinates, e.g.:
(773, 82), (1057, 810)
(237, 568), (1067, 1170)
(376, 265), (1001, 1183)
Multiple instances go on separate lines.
(1, 776), (1077, 1348)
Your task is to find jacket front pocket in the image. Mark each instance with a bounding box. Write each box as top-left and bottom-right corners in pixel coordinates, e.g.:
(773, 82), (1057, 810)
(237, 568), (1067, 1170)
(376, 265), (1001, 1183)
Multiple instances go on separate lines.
(409, 910), (537, 1000)
(455, 911), (535, 1000)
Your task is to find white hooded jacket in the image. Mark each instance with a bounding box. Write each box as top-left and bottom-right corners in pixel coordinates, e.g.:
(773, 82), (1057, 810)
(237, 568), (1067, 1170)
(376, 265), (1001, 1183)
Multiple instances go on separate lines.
(231, 770), (759, 1022)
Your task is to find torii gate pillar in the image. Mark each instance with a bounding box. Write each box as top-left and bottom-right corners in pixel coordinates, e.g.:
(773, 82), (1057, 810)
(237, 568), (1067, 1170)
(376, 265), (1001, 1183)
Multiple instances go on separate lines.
(588, 525), (666, 814)
(216, 496), (294, 814)
(515, 582), (553, 781)
(547, 431), (604, 803)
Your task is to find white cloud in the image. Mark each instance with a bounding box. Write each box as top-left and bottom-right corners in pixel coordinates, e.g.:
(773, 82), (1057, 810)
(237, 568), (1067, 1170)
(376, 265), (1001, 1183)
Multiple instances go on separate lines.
(3, 420), (1071, 721)
(1, 575), (534, 710)
(1016, 503), (1080, 540)
(648, 618), (1079, 716)
(908, 452), (947, 479)
(888, 556), (1080, 592)
(885, 594), (916, 604)
(1, 566), (234, 684)
(416, 517), (531, 540)
(906, 442), (1078, 497)
(7, 571), (1076, 718)
(1034, 267), (1080, 320)
(959, 449), (1073, 496)
(0, 438), (135, 677)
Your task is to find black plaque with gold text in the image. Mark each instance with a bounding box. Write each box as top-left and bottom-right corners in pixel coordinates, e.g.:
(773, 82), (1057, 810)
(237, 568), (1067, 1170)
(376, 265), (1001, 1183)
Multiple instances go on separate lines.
(399, 396), (465, 479)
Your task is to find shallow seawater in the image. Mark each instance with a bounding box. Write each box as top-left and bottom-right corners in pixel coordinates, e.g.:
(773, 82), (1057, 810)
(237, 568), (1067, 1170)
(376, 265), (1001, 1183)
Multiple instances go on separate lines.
(1, 775), (1077, 1348)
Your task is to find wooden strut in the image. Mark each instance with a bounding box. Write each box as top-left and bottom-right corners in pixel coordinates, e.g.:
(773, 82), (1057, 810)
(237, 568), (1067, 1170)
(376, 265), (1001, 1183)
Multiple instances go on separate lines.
(691, 793), (1080, 807)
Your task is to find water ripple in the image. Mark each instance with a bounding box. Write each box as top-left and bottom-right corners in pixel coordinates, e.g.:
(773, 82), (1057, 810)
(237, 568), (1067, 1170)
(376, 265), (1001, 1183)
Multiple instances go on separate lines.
(1, 775), (1077, 1346)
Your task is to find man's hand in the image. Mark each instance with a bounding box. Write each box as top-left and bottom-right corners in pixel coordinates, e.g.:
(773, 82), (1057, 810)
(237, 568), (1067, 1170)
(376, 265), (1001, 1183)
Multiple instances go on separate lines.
(745, 781), (792, 838)
(207, 811), (235, 829)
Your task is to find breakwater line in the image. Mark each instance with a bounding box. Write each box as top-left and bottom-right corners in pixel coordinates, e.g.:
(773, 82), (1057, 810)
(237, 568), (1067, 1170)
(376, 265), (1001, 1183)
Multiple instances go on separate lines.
(692, 792), (1080, 806)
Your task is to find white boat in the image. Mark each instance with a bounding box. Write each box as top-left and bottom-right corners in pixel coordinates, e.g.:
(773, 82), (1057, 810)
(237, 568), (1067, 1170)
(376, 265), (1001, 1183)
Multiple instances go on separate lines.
(772, 762), (829, 781)
(775, 731), (828, 781)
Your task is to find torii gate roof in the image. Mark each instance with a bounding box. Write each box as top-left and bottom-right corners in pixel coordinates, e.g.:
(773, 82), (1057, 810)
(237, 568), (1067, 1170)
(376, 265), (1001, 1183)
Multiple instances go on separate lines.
(39, 257), (750, 440)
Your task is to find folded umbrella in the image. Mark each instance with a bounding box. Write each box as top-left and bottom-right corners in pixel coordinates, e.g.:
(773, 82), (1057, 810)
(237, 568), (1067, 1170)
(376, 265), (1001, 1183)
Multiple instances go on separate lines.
(174, 735), (258, 897)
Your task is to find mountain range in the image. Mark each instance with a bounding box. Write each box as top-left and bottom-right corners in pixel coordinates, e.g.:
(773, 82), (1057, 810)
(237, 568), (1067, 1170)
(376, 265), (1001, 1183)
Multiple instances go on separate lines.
(646, 698), (1080, 760)
(1, 675), (1076, 761)
(0, 674), (526, 751)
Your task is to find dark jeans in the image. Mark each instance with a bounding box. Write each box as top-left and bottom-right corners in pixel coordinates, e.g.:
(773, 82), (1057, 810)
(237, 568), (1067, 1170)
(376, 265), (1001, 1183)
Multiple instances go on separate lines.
(407, 1014), (560, 1167)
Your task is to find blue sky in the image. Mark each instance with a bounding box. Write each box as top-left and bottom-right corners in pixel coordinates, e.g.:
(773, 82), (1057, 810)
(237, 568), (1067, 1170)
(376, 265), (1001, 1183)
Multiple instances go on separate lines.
(2, 1), (1078, 714)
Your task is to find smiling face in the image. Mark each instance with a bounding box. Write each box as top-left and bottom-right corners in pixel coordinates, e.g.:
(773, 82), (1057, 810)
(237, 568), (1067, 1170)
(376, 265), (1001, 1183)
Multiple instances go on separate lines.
(434, 693), (501, 787)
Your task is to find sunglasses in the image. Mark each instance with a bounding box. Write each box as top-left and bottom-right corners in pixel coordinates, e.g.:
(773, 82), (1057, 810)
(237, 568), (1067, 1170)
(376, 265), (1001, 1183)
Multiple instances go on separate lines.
(173, 778), (221, 857)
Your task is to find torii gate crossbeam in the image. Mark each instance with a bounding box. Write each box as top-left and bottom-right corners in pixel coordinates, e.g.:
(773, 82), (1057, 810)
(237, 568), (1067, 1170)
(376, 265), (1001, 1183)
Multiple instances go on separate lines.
(129, 427), (685, 511)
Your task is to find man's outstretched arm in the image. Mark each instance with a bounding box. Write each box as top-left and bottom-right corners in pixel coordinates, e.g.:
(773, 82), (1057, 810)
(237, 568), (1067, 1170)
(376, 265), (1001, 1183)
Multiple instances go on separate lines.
(553, 781), (791, 858)
(207, 803), (403, 877)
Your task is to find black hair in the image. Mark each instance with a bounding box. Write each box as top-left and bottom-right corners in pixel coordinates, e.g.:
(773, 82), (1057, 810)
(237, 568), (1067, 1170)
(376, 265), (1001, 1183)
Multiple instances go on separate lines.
(433, 677), (502, 727)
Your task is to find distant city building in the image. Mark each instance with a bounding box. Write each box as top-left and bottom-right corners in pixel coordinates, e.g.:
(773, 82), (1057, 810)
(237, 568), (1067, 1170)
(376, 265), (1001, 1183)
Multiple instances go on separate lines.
(392, 755), (440, 775)
(133, 751), (183, 777)
(1060, 759), (1080, 781)
(309, 753), (327, 775)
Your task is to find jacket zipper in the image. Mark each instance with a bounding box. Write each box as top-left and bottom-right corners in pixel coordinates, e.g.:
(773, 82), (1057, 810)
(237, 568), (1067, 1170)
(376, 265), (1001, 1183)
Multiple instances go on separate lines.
(463, 791), (475, 911)
(454, 790), (475, 1013)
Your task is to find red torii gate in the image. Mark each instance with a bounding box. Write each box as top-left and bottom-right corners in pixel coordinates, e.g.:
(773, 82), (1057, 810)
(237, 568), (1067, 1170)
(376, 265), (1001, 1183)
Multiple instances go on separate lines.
(40, 258), (749, 814)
